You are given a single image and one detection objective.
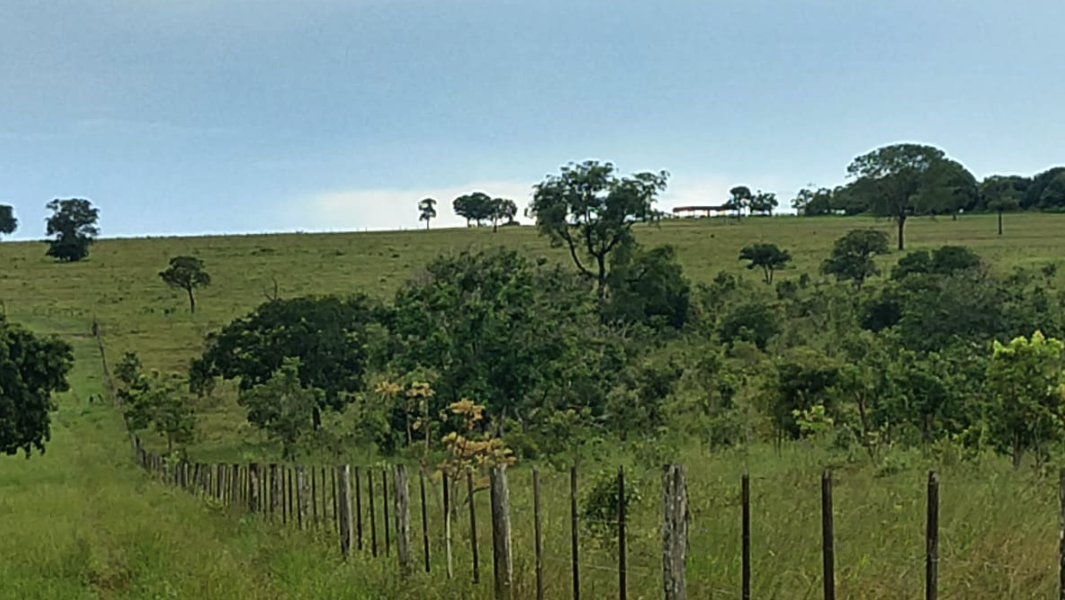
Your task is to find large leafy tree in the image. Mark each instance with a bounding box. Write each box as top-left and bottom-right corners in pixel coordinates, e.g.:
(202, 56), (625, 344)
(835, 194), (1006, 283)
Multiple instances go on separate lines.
(749, 191), (778, 216)
(846, 144), (970, 250)
(387, 248), (627, 431)
(45, 198), (100, 262)
(529, 160), (669, 299)
(0, 204), (17, 238)
(418, 197), (438, 230)
(159, 256), (211, 313)
(725, 186), (753, 218)
(739, 243), (791, 284)
(453, 192), (493, 227)
(603, 243), (691, 331)
(1025, 167), (1065, 209)
(984, 331), (1065, 468)
(190, 294), (380, 429)
(490, 198), (518, 231)
(0, 315), (74, 457)
(821, 229), (890, 289)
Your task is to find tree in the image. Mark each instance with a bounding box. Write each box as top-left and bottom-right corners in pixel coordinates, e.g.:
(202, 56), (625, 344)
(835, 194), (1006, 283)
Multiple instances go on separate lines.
(453, 192), (493, 227)
(239, 358), (319, 460)
(739, 243), (791, 284)
(0, 204), (17, 238)
(846, 144), (968, 250)
(418, 197), (438, 230)
(1025, 167), (1065, 210)
(44, 198), (100, 262)
(159, 256), (211, 314)
(821, 229), (890, 289)
(749, 191), (778, 216)
(980, 176), (1024, 235)
(718, 301), (780, 350)
(603, 244), (691, 331)
(0, 315), (74, 457)
(490, 198), (518, 231)
(529, 160), (669, 299)
(725, 186), (753, 218)
(984, 331), (1065, 468)
(190, 294), (379, 429)
(388, 248), (628, 431)
(122, 370), (195, 454)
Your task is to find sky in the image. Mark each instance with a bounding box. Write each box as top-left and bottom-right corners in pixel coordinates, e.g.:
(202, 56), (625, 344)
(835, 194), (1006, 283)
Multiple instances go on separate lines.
(1, 0), (1063, 239)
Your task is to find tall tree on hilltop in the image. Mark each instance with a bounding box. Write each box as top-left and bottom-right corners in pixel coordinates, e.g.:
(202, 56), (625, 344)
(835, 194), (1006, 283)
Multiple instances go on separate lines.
(490, 198), (518, 231)
(418, 197), (438, 230)
(725, 186), (753, 219)
(44, 198), (100, 262)
(528, 159), (669, 299)
(0, 205), (17, 239)
(453, 192), (493, 227)
(846, 144), (972, 250)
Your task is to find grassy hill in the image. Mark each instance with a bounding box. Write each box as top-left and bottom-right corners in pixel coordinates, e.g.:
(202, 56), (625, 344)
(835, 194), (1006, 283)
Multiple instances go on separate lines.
(3, 213), (1065, 599)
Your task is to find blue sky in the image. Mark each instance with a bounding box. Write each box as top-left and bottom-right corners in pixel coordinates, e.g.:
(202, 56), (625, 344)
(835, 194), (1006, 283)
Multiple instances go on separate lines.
(1, 0), (1062, 239)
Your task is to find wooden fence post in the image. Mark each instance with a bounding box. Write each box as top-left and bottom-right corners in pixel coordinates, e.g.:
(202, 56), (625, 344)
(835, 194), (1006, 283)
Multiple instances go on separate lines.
(618, 466), (627, 600)
(571, 465), (580, 600)
(355, 466), (364, 551)
(286, 467), (293, 525)
(311, 467), (319, 525)
(383, 468), (392, 557)
(231, 463), (240, 507)
(490, 465), (513, 600)
(297, 465), (309, 529)
(533, 467), (544, 600)
(468, 468), (480, 584)
(822, 470), (835, 600)
(270, 464), (281, 517)
(393, 465), (413, 575)
(216, 464), (225, 503)
(331, 467), (338, 533)
(742, 470), (751, 600)
(369, 467), (378, 557)
(444, 471), (454, 579)
(926, 471), (939, 600)
(339, 465), (354, 560)
(662, 464), (688, 600)
(249, 463), (261, 512)
(1059, 468), (1065, 600)
(419, 468), (431, 573)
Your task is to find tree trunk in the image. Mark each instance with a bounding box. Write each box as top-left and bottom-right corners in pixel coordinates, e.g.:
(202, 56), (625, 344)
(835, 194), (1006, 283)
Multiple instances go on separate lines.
(312, 406), (322, 431)
(426, 219), (430, 231)
(896, 214), (907, 251)
(186, 287), (196, 313)
(596, 254), (608, 302)
(998, 210), (1003, 235)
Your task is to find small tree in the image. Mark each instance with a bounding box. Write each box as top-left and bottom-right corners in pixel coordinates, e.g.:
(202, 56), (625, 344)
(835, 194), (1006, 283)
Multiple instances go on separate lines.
(159, 256), (211, 313)
(0, 204), (17, 239)
(821, 229), (890, 289)
(726, 186), (753, 219)
(529, 160), (669, 299)
(418, 197), (438, 230)
(0, 316), (74, 457)
(121, 366), (195, 455)
(238, 358), (319, 460)
(984, 331), (1065, 468)
(44, 198), (100, 262)
(749, 191), (779, 216)
(490, 198), (518, 231)
(739, 243), (791, 284)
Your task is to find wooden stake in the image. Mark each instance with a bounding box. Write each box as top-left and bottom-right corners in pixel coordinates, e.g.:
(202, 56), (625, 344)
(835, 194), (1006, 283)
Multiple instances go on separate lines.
(468, 468), (480, 584)
(742, 470), (751, 600)
(490, 465), (513, 600)
(339, 465), (354, 560)
(822, 470), (835, 600)
(419, 468), (431, 573)
(394, 465), (413, 575)
(571, 465), (580, 600)
(926, 471), (939, 600)
(533, 467), (544, 600)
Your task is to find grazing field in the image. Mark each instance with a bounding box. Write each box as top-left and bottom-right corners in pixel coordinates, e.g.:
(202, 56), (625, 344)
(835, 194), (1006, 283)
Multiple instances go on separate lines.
(3, 212), (1065, 599)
